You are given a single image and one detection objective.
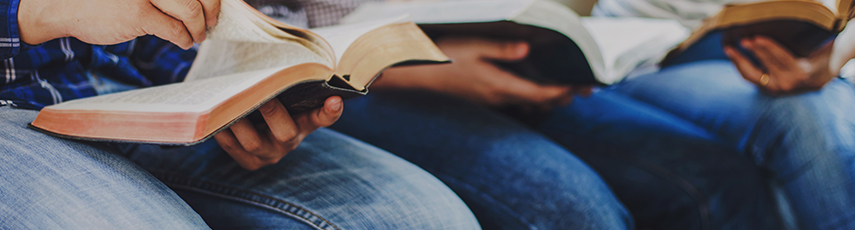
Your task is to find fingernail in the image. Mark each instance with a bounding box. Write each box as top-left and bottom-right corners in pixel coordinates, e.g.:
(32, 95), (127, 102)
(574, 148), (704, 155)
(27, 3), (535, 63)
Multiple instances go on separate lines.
(209, 18), (218, 27)
(327, 97), (342, 112)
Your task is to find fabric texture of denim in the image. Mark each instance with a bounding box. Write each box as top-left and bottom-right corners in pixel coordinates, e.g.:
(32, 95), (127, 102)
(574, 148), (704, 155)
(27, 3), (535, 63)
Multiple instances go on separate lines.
(538, 90), (783, 230)
(330, 90), (632, 230)
(611, 31), (855, 229)
(331, 89), (782, 229)
(0, 107), (479, 229)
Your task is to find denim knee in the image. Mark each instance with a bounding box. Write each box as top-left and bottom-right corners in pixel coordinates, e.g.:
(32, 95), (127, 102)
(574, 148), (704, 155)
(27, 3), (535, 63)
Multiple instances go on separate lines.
(744, 82), (855, 177)
(124, 128), (481, 230)
(0, 107), (207, 229)
(742, 80), (855, 229)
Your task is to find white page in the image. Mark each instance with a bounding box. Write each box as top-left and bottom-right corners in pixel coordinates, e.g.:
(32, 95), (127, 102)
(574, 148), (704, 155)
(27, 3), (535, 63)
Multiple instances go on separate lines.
(581, 17), (689, 82)
(311, 16), (408, 64)
(342, 0), (532, 24)
(185, 40), (330, 82)
(208, 0), (295, 43)
(49, 67), (282, 113)
(822, 0), (838, 14)
(511, 0), (609, 83)
(343, 0), (616, 83)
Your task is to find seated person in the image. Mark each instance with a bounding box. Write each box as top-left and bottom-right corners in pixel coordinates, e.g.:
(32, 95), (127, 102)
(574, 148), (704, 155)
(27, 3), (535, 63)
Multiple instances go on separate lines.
(0, 0), (479, 228)
(302, 0), (784, 229)
(595, 0), (855, 228)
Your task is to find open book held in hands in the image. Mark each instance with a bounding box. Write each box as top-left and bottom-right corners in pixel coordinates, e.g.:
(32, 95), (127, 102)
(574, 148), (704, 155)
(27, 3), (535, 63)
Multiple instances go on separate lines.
(342, 0), (689, 85)
(28, 0), (448, 145)
(663, 0), (855, 64)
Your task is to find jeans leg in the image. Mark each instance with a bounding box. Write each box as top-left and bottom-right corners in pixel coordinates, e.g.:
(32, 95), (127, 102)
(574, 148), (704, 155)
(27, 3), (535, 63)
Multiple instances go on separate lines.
(614, 60), (855, 229)
(536, 91), (783, 230)
(330, 90), (632, 230)
(0, 107), (207, 229)
(116, 128), (479, 230)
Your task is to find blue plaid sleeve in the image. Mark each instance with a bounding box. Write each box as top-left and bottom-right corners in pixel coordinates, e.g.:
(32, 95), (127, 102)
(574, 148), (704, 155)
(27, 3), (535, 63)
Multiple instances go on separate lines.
(125, 35), (197, 85)
(0, 0), (37, 59)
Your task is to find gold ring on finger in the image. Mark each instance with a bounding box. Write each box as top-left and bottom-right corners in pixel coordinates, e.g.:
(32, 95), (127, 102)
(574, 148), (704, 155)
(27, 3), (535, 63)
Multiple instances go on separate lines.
(760, 73), (770, 86)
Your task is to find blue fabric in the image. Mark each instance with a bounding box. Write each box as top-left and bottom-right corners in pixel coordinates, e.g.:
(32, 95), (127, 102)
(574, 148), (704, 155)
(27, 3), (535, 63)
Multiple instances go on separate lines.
(611, 33), (855, 229)
(0, 107), (480, 229)
(660, 31), (728, 67)
(0, 34), (194, 109)
(538, 90), (783, 229)
(330, 90), (633, 230)
(330, 88), (787, 229)
(614, 61), (855, 229)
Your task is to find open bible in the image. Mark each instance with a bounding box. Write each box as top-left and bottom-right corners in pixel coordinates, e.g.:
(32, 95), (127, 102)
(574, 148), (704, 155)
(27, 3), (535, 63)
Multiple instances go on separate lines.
(28, 0), (448, 145)
(342, 0), (689, 85)
(663, 0), (855, 63)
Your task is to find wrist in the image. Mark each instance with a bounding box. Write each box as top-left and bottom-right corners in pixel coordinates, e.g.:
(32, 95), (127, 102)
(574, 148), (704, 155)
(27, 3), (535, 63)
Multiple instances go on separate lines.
(18, 0), (67, 45)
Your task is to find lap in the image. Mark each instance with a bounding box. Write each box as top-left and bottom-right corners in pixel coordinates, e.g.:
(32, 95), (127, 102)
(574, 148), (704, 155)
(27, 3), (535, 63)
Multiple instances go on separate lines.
(1, 107), (478, 230)
(118, 128), (478, 230)
(539, 91), (783, 230)
(613, 60), (855, 229)
(614, 60), (855, 161)
(0, 107), (207, 229)
(331, 90), (634, 230)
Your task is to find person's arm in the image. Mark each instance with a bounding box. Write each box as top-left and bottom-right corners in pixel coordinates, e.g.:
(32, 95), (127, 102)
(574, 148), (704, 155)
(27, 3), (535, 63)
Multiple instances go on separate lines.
(724, 20), (855, 95)
(17, 0), (220, 49)
(375, 37), (592, 111)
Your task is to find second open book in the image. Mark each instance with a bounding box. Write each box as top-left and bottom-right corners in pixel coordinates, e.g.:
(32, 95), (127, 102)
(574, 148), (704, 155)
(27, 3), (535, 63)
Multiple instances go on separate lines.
(343, 0), (691, 85)
(28, 0), (448, 145)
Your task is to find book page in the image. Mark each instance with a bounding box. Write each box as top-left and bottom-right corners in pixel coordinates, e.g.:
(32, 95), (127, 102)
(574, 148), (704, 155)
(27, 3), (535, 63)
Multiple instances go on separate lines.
(311, 16), (407, 64)
(185, 40), (331, 82)
(581, 17), (689, 82)
(47, 68), (283, 113)
(341, 0), (533, 24)
(205, 0), (334, 64)
(208, 0), (298, 43)
(511, 0), (612, 83)
(824, 0), (839, 15)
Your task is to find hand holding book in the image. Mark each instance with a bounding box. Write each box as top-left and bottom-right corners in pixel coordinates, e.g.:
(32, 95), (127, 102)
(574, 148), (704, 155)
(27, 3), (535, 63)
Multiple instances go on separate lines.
(376, 37), (589, 111)
(724, 36), (835, 95)
(215, 96), (343, 171)
(28, 0), (449, 145)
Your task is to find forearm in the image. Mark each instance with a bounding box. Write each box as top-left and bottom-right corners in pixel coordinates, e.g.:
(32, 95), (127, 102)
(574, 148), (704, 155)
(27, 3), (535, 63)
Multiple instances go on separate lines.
(18, 0), (68, 45)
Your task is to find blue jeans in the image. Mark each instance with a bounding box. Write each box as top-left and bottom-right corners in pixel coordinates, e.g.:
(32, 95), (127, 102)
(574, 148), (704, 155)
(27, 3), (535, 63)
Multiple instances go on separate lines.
(0, 107), (479, 229)
(613, 59), (855, 229)
(330, 90), (781, 229)
(538, 90), (782, 230)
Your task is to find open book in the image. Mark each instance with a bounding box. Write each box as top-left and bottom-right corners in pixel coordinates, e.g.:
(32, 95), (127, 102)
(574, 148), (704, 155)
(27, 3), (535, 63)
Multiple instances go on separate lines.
(663, 0), (855, 63)
(342, 0), (689, 85)
(28, 0), (448, 145)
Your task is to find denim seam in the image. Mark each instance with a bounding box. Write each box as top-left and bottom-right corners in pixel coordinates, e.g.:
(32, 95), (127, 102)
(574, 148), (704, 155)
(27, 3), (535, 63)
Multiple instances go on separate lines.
(151, 172), (341, 230)
(431, 172), (539, 230)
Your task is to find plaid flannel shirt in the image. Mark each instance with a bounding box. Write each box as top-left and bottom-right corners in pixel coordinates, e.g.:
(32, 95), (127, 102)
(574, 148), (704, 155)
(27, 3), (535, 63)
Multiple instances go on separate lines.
(0, 0), (377, 110)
